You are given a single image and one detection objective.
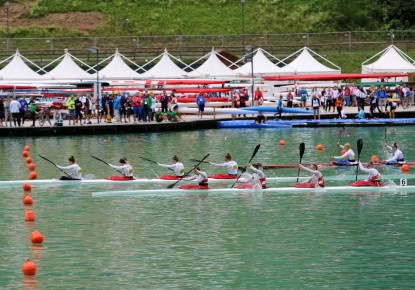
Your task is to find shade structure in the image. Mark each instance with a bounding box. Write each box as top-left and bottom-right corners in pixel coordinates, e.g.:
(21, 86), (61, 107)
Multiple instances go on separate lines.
(234, 48), (286, 75)
(0, 49), (46, 80)
(43, 49), (94, 80)
(281, 47), (341, 75)
(141, 48), (188, 78)
(362, 45), (415, 73)
(188, 48), (238, 77)
(98, 49), (142, 80)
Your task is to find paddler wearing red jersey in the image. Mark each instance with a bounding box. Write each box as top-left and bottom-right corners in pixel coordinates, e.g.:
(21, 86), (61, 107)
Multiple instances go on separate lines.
(209, 153), (238, 178)
(295, 164), (324, 188)
(109, 157), (134, 178)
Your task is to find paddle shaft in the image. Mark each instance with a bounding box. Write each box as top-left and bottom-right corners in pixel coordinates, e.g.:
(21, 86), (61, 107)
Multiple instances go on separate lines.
(168, 154), (210, 188)
(355, 139), (363, 181)
(39, 155), (71, 178)
(91, 155), (125, 176)
(140, 156), (174, 172)
(231, 144), (261, 188)
(331, 127), (346, 157)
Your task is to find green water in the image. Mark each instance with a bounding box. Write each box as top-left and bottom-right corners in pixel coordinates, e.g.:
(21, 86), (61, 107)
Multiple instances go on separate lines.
(1, 127), (415, 289)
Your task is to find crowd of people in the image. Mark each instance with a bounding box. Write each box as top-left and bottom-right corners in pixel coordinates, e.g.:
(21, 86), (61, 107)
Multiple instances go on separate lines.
(277, 83), (414, 121)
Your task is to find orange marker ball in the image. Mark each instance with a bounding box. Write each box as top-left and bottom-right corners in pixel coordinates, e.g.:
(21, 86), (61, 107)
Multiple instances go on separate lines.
(24, 146), (31, 152)
(29, 172), (38, 180)
(22, 150), (29, 157)
(23, 183), (32, 191)
(402, 164), (410, 172)
(22, 259), (36, 276)
(316, 144), (323, 150)
(279, 140), (286, 145)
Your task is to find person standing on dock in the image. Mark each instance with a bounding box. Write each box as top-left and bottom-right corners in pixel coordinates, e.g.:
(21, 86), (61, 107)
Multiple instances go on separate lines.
(0, 97), (5, 127)
(66, 95), (75, 126)
(311, 94), (321, 121)
(57, 156), (82, 180)
(18, 96), (28, 126)
(196, 92), (206, 119)
(10, 96), (21, 127)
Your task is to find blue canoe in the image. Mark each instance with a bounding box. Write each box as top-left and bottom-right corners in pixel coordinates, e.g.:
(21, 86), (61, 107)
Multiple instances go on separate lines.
(217, 120), (292, 129)
(240, 106), (312, 114)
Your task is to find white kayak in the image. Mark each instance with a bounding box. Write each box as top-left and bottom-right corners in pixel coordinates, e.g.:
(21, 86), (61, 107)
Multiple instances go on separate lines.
(92, 185), (415, 197)
(1, 173), (413, 187)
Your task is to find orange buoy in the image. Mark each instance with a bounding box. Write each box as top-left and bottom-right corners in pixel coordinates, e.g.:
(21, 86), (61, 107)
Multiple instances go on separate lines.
(31, 230), (44, 244)
(24, 145), (31, 152)
(22, 150), (29, 157)
(279, 140), (286, 145)
(25, 210), (35, 222)
(370, 155), (378, 163)
(341, 149), (346, 155)
(22, 259), (36, 276)
(25, 157), (33, 164)
(29, 172), (38, 180)
(23, 195), (33, 205)
(28, 163), (36, 171)
(23, 183), (32, 191)
(402, 164), (410, 172)
(316, 144), (323, 150)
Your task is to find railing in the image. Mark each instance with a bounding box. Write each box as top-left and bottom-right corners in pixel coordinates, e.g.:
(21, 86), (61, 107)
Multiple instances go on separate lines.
(2, 30), (415, 67)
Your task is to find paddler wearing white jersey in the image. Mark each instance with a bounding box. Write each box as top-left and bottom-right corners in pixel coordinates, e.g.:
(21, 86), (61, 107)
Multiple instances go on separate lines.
(57, 156), (82, 180)
(109, 157), (134, 178)
(181, 166), (209, 187)
(243, 162), (266, 189)
(332, 142), (355, 165)
(382, 143), (404, 164)
(209, 152), (238, 176)
(158, 155), (185, 177)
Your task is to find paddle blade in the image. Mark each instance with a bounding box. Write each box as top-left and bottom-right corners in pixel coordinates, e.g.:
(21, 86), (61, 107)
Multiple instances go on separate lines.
(167, 182), (177, 189)
(299, 143), (305, 160)
(357, 139), (363, 157)
(248, 144), (261, 163)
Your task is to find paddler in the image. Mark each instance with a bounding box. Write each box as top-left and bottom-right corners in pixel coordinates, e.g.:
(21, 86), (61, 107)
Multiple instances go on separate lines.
(381, 143), (405, 165)
(331, 142), (355, 165)
(294, 164), (325, 188)
(235, 162), (266, 189)
(349, 161), (382, 187)
(208, 153), (239, 179)
(157, 155), (185, 179)
(108, 157), (134, 179)
(56, 156), (82, 180)
(178, 166), (209, 189)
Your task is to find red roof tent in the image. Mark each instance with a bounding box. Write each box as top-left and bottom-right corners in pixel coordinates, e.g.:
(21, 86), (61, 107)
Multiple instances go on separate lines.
(262, 73), (409, 81)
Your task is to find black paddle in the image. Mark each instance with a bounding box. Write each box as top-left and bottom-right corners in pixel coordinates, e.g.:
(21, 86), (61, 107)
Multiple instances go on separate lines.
(139, 156), (174, 172)
(167, 153), (210, 189)
(355, 139), (363, 181)
(39, 155), (71, 178)
(331, 126), (346, 157)
(296, 143), (305, 182)
(231, 144), (261, 188)
(91, 155), (126, 176)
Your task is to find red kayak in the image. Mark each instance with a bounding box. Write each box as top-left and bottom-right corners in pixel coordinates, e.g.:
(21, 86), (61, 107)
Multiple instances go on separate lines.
(105, 176), (136, 181)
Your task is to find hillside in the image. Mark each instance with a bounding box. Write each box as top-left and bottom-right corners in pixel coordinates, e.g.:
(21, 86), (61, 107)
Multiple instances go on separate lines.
(3, 0), (415, 37)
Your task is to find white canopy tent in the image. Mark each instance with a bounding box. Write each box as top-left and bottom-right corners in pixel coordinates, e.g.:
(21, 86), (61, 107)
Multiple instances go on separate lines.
(281, 47), (341, 74)
(42, 49), (94, 80)
(0, 49), (46, 80)
(234, 48), (288, 75)
(141, 48), (188, 78)
(362, 45), (415, 74)
(97, 49), (142, 80)
(187, 48), (239, 77)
